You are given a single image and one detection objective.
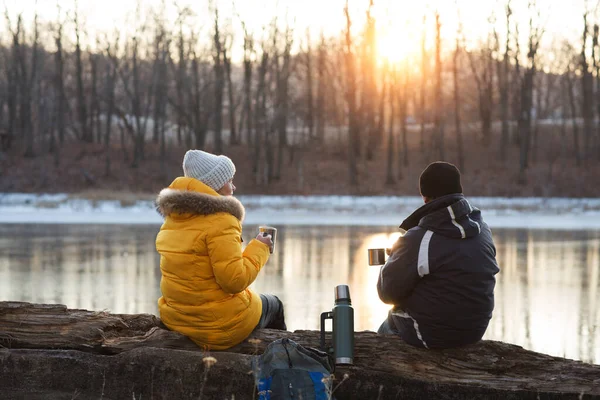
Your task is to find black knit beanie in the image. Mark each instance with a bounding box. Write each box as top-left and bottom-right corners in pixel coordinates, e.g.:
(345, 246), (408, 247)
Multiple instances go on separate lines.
(419, 161), (463, 199)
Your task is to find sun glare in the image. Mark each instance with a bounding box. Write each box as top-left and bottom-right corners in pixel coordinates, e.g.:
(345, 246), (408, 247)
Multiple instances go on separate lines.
(376, 23), (417, 65)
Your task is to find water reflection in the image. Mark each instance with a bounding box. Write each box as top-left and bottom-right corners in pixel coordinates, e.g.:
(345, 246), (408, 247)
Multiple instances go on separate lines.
(0, 224), (598, 364)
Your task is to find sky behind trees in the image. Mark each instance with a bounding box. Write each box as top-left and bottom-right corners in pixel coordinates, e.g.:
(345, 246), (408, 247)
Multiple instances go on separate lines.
(0, 0), (590, 63)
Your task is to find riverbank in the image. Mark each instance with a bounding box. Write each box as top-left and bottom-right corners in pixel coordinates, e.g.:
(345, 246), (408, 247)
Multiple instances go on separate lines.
(2, 141), (600, 198)
(2, 192), (600, 229)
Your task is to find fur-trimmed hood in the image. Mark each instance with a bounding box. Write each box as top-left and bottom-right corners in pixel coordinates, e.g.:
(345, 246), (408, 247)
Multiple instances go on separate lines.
(156, 188), (245, 221)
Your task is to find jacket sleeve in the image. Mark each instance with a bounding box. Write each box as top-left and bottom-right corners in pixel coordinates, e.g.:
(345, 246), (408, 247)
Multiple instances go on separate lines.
(206, 215), (270, 294)
(377, 229), (422, 305)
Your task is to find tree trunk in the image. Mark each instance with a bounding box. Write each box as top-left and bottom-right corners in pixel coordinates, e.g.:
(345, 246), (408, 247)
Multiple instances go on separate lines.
(91, 55), (100, 144)
(213, 8), (224, 155)
(400, 66), (409, 170)
(518, 13), (541, 184)
(344, 2), (359, 186)
(75, 10), (89, 143)
(453, 40), (465, 172)
(253, 50), (269, 181)
(176, 28), (185, 147)
(223, 46), (238, 146)
(363, 3), (377, 161)
(54, 20), (65, 146)
(2, 302), (600, 400)
(243, 57), (253, 146)
(20, 14), (37, 158)
(316, 35), (326, 142)
(499, 2), (512, 161)
(581, 13), (594, 162)
(433, 13), (444, 160)
(385, 69), (394, 185)
(152, 31), (163, 145)
(104, 63), (116, 177)
(275, 29), (292, 181)
(420, 15), (427, 155)
(595, 24), (600, 161)
(240, 28), (253, 146)
(305, 30), (315, 138)
(565, 68), (581, 166)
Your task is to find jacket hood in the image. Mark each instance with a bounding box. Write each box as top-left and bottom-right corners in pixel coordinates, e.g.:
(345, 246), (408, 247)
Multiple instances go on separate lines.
(155, 176), (245, 221)
(400, 194), (482, 239)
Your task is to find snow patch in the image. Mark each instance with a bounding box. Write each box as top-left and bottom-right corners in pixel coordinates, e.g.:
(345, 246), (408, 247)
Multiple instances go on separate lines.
(1, 193), (600, 229)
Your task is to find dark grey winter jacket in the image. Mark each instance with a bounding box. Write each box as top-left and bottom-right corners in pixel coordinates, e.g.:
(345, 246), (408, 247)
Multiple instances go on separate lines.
(377, 193), (500, 349)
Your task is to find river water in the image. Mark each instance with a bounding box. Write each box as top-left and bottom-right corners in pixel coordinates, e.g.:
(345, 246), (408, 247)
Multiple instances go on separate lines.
(0, 223), (598, 364)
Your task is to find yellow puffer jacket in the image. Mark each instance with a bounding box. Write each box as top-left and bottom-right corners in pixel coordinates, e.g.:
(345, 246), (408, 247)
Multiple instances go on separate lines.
(155, 176), (270, 350)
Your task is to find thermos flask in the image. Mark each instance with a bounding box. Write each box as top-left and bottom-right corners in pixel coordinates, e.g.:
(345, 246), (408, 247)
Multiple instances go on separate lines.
(320, 284), (354, 365)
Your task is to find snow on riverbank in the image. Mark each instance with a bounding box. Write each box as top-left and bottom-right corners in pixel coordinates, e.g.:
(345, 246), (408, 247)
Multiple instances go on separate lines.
(1, 193), (600, 229)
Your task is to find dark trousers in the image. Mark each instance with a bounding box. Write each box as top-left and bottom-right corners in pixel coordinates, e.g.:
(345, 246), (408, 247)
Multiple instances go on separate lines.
(377, 312), (427, 348)
(255, 294), (287, 330)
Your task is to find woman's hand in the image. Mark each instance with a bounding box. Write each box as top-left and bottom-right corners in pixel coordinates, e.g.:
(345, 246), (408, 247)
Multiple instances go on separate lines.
(255, 233), (273, 249)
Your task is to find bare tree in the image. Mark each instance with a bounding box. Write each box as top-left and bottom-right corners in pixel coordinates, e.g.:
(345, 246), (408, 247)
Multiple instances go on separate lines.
(150, 9), (170, 165)
(453, 29), (465, 171)
(74, 4), (89, 143)
(419, 14), (428, 154)
(103, 35), (119, 176)
(304, 29), (315, 138)
(343, 1), (359, 185)
(465, 22), (495, 147)
(237, 18), (254, 145)
(517, 2), (543, 183)
(363, 0), (378, 161)
(511, 23), (522, 145)
(315, 33), (327, 142)
(223, 35), (238, 145)
(274, 25), (293, 180)
(383, 64), (394, 185)
(117, 13), (154, 168)
(2, 10), (22, 153)
(187, 32), (210, 150)
(151, 9), (168, 147)
(498, 1), (512, 161)
(593, 23), (600, 160)
(173, 5), (190, 147)
(253, 38), (269, 182)
(564, 44), (582, 166)
(53, 5), (66, 147)
(580, 10), (594, 162)
(433, 12), (444, 160)
(399, 60), (409, 170)
(90, 52), (100, 143)
(212, 5), (225, 154)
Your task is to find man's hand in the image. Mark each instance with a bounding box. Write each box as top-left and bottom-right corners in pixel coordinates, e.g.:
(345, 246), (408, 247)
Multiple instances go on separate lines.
(387, 238), (403, 256)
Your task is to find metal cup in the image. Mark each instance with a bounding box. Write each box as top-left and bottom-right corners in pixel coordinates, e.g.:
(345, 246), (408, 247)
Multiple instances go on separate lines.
(258, 226), (277, 254)
(368, 248), (387, 266)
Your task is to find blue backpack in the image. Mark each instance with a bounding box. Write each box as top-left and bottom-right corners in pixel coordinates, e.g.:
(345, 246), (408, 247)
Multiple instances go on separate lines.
(252, 338), (334, 400)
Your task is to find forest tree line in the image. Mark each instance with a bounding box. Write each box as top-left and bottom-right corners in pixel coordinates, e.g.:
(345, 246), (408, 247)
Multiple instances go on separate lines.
(1, 0), (599, 187)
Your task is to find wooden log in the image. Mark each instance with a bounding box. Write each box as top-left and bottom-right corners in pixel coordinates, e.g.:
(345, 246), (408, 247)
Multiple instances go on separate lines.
(0, 302), (599, 399)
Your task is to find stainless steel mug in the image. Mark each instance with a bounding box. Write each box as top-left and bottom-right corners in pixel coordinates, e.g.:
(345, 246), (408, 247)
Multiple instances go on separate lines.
(368, 248), (387, 266)
(258, 226), (277, 254)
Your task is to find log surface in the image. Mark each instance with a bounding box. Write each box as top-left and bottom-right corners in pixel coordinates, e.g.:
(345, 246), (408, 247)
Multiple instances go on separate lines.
(1, 302), (599, 399)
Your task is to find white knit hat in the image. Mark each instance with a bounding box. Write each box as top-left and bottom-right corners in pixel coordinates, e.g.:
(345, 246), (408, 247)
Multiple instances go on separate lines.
(182, 150), (236, 191)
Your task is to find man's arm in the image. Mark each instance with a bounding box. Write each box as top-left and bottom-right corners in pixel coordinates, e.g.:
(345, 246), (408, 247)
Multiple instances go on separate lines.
(377, 229), (424, 305)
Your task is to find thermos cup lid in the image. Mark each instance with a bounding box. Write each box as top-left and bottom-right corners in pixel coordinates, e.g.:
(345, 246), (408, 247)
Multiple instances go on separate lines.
(334, 285), (351, 303)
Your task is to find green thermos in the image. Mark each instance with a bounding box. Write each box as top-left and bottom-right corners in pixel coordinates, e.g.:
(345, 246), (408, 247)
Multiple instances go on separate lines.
(320, 284), (354, 365)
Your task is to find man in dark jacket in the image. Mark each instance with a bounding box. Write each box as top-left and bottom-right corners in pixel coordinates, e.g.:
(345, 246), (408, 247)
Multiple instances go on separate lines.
(377, 161), (500, 349)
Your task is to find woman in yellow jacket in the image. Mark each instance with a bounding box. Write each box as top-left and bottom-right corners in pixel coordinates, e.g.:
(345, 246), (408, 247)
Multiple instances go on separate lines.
(155, 150), (286, 350)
